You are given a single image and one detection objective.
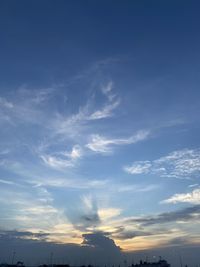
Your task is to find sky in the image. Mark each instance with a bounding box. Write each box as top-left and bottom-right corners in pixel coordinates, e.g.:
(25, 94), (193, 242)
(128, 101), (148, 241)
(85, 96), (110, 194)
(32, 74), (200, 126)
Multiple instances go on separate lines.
(0, 0), (200, 266)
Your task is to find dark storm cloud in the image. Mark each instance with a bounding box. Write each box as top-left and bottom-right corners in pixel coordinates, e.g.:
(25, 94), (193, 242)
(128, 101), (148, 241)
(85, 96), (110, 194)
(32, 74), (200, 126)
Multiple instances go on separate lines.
(109, 206), (200, 241)
(82, 232), (121, 252)
(114, 228), (176, 240)
(0, 230), (50, 240)
(0, 230), (121, 265)
(127, 205), (200, 226)
(115, 230), (153, 240)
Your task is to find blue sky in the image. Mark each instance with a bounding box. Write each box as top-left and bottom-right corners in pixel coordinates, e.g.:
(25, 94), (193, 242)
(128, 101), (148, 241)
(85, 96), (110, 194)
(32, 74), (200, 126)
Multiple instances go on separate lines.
(0, 0), (200, 265)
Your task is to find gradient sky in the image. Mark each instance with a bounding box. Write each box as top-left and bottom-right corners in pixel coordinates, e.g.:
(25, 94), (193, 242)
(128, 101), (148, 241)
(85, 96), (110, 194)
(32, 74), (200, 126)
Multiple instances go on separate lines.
(0, 1), (200, 265)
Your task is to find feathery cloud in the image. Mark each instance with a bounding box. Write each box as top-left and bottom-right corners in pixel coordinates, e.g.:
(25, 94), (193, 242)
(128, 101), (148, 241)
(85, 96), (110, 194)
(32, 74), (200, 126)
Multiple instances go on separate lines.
(52, 80), (120, 138)
(86, 130), (150, 154)
(88, 99), (120, 120)
(40, 145), (82, 170)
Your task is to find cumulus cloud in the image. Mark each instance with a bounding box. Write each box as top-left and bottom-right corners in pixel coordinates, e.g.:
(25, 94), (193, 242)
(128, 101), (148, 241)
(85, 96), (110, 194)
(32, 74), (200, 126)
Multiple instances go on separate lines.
(162, 188), (200, 204)
(124, 148), (200, 179)
(86, 130), (150, 154)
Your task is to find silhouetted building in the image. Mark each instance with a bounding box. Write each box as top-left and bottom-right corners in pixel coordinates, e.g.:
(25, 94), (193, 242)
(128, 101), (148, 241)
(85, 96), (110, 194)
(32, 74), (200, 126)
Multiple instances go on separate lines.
(130, 259), (170, 267)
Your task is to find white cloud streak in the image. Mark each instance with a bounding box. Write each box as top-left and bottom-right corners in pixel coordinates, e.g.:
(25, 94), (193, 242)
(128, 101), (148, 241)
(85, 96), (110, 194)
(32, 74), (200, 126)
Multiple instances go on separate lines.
(86, 130), (150, 153)
(40, 155), (74, 169)
(188, 184), (199, 188)
(0, 179), (16, 185)
(53, 81), (120, 138)
(40, 145), (82, 170)
(117, 183), (159, 193)
(88, 99), (120, 120)
(101, 81), (116, 102)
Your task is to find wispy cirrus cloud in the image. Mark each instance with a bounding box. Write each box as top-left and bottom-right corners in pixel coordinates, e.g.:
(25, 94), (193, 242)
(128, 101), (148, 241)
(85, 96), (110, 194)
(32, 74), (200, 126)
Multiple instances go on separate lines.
(32, 177), (109, 190)
(116, 183), (160, 193)
(52, 80), (120, 138)
(88, 99), (120, 120)
(86, 130), (150, 154)
(0, 80), (122, 179)
(124, 148), (200, 179)
(162, 188), (200, 204)
(0, 97), (14, 109)
(0, 88), (55, 126)
(188, 183), (199, 188)
(124, 161), (152, 175)
(40, 155), (75, 169)
(40, 145), (82, 170)
(0, 80), (119, 136)
(88, 81), (120, 120)
(0, 179), (16, 185)
(101, 81), (117, 102)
